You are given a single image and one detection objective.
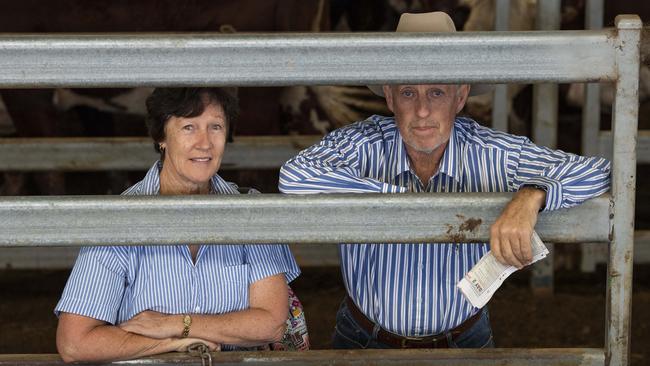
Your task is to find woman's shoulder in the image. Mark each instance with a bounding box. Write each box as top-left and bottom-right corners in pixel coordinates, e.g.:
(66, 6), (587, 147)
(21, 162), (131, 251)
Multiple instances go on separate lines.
(210, 174), (262, 195)
(121, 161), (162, 196)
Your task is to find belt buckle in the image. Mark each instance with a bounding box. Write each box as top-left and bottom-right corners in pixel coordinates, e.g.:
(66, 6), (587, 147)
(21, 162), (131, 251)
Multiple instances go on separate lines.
(400, 335), (437, 348)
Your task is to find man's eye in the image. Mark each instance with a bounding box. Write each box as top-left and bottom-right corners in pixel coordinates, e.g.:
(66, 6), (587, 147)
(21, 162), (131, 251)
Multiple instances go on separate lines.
(430, 90), (444, 97)
(402, 90), (414, 97)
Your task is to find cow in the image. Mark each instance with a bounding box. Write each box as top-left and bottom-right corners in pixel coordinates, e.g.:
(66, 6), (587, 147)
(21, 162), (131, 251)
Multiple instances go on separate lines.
(0, 0), (329, 195)
(285, 0), (473, 135)
(460, 0), (650, 136)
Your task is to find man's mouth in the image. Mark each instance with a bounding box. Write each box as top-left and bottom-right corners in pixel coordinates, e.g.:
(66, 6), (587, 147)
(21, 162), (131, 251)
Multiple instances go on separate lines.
(412, 126), (436, 134)
(190, 157), (212, 162)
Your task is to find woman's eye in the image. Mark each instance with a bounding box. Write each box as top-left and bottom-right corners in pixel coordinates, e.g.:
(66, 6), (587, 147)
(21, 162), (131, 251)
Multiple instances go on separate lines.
(211, 124), (223, 131)
(182, 124), (194, 131)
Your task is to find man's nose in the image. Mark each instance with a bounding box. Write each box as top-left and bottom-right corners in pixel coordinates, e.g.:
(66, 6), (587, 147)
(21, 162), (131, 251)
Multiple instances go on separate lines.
(415, 96), (432, 118)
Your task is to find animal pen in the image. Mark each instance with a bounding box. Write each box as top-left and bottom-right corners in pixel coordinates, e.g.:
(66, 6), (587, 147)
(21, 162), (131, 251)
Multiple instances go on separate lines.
(0, 12), (642, 366)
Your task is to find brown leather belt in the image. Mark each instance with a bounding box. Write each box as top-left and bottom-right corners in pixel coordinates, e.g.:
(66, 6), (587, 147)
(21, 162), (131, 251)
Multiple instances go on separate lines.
(345, 296), (482, 349)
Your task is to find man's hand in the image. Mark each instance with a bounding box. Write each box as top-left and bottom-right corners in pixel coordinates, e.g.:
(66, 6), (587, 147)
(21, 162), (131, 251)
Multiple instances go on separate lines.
(490, 187), (546, 268)
(118, 310), (182, 339)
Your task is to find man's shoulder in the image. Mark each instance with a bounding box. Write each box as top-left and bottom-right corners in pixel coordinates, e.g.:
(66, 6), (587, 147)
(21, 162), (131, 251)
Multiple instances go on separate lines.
(329, 115), (397, 144)
(455, 117), (529, 150)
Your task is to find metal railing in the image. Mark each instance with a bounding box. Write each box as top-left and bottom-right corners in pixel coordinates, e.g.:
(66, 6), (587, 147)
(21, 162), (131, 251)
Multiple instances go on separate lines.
(0, 193), (611, 247)
(0, 135), (321, 171)
(0, 15), (641, 366)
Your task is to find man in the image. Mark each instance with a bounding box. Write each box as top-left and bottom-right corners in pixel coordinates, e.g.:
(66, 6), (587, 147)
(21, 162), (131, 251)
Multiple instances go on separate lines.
(279, 12), (610, 349)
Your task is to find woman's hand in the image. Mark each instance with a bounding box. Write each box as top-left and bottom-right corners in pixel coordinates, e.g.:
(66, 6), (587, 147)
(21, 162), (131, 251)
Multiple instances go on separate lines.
(118, 311), (220, 353)
(171, 338), (221, 353)
(118, 310), (182, 339)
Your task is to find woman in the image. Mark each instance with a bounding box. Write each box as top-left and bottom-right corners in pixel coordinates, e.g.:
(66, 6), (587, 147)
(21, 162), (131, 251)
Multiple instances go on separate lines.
(55, 88), (304, 362)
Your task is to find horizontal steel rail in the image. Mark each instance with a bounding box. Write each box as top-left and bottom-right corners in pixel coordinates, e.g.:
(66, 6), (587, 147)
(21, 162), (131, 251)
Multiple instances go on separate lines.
(0, 193), (611, 247)
(0, 136), (321, 171)
(11, 131), (644, 172)
(0, 348), (605, 365)
(2, 130), (646, 172)
(599, 130), (650, 164)
(7, 230), (650, 270)
(0, 31), (616, 88)
(582, 230), (650, 272)
(0, 16), (640, 366)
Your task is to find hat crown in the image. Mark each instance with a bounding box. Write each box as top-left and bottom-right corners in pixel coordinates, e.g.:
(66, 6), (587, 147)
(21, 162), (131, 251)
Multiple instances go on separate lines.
(395, 12), (457, 33)
(367, 11), (492, 98)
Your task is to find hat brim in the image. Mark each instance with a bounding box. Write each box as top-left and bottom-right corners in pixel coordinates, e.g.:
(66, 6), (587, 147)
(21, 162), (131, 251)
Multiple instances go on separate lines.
(367, 83), (493, 97)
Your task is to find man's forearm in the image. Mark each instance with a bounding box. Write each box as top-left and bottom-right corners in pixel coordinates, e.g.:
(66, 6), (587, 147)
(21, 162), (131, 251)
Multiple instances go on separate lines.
(517, 186), (547, 212)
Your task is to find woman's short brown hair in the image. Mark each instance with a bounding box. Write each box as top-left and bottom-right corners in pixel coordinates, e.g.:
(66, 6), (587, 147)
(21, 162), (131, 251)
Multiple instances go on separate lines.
(145, 87), (239, 157)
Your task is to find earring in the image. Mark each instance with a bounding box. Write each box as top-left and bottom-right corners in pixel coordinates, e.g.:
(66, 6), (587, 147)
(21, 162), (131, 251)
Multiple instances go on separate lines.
(159, 143), (165, 153)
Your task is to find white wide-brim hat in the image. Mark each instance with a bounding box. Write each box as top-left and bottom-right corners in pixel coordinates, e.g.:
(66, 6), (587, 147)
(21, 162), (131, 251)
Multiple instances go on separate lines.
(367, 11), (492, 97)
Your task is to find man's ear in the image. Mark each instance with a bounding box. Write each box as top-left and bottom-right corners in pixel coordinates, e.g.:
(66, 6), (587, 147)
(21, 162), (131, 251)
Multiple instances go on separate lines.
(455, 84), (471, 114)
(383, 85), (394, 113)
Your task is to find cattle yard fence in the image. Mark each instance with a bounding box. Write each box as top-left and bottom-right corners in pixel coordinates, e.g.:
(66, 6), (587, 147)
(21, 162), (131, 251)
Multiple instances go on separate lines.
(1, 0), (648, 272)
(0, 14), (642, 366)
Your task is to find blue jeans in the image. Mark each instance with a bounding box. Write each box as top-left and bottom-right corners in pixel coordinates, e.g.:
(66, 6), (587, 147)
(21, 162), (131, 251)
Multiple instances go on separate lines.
(332, 299), (495, 349)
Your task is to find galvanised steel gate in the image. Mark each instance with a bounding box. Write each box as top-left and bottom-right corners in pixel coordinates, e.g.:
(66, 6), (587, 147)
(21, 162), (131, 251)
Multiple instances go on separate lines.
(0, 14), (642, 366)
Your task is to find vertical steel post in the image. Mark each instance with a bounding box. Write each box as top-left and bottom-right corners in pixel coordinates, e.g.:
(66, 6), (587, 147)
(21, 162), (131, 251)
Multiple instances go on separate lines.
(531, 0), (561, 294)
(580, 0), (606, 275)
(606, 15), (641, 366)
(582, 0), (604, 157)
(491, 0), (510, 132)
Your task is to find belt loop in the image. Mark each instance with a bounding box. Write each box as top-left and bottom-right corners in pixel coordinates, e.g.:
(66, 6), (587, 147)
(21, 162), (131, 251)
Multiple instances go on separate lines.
(371, 321), (381, 340)
(445, 330), (455, 348)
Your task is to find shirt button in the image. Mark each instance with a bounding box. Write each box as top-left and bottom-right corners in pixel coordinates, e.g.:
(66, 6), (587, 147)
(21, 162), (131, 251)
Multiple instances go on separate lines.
(194, 306), (200, 312)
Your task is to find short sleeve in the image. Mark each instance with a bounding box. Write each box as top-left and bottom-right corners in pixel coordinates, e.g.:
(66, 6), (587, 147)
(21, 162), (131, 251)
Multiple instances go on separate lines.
(244, 244), (301, 284)
(54, 246), (128, 324)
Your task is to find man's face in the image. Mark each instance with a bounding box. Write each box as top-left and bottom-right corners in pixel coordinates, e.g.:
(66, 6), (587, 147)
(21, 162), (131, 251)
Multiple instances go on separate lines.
(384, 84), (469, 155)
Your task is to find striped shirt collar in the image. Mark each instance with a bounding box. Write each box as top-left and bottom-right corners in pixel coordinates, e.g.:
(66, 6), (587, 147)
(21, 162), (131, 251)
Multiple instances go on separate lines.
(136, 160), (240, 196)
(389, 117), (463, 184)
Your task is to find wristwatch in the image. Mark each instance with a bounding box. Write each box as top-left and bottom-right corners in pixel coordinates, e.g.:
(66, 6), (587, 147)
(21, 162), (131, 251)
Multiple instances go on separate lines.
(182, 314), (192, 338)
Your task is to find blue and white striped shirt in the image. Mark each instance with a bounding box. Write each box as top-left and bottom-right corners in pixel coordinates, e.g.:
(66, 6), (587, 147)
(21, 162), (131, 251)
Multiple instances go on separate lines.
(280, 115), (610, 337)
(55, 162), (301, 344)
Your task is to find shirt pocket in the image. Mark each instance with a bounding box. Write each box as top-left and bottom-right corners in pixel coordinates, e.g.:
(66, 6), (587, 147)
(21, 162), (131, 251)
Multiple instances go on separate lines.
(204, 263), (250, 314)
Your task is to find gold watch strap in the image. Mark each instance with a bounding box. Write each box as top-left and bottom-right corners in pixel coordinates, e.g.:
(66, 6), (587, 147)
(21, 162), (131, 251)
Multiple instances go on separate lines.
(182, 314), (192, 337)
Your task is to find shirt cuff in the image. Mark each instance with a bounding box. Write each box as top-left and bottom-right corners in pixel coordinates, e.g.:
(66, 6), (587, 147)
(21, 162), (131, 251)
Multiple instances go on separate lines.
(54, 297), (118, 325)
(521, 176), (563, 211)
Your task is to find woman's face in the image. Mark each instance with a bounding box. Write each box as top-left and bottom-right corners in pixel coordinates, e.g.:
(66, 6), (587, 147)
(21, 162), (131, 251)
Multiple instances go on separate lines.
(160, 102), (227, 191)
